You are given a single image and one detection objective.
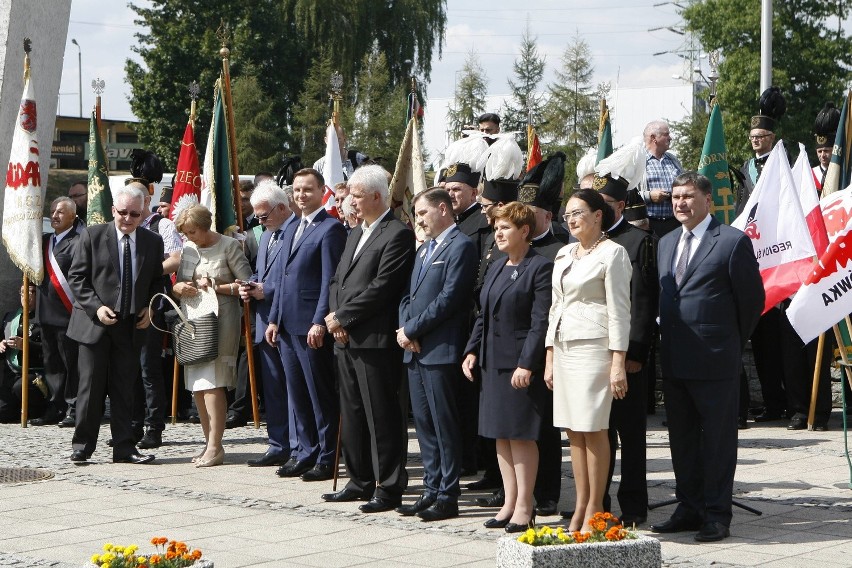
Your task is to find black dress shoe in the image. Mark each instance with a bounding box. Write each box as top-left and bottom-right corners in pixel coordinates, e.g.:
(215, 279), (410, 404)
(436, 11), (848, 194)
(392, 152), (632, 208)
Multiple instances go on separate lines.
(694, 521), (730, 542)
(137, 429), (162, 449)
(476, 492), (505, 507)
(737, 417), (749, 430)
(30, 413), (60, 426)
(322, 488), (372, 502)
(505, 513), (536, 534)
(812, 422), (829, 431)
(536, 500), (558, 516)
(225, 415), (247, 429)
(484, 517), (511, 529)
(70, 450), (89, 463)
(754, 410), (784, 422)
(58, 415), (75, 428)
(650, 516), (703, 533)
(247, 451), (288, 467)
(397, 494), (436, 516)
(465, 477), (501, 490)
(417, 501), (459, 522)
(359, 496), (401, 513)
(560, 509), (574, 519)
(787, 416), (807, 430)
(187, 414), (200, 424)
(301, 463), (333, 481)
(619, 515), (647, 527)
(113, 452), (155, 465)
(276, 459), (314, 478)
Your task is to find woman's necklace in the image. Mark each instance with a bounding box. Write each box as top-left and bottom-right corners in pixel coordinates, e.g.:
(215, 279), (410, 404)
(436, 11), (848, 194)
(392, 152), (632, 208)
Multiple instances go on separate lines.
(572, 232), (607, 260)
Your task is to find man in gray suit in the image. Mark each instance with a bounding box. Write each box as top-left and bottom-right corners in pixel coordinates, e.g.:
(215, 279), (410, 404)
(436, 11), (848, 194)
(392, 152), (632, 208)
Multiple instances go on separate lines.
(67, 184), (164, 464)
(397, 188), (477, 521)
(651, 172), (763, 542)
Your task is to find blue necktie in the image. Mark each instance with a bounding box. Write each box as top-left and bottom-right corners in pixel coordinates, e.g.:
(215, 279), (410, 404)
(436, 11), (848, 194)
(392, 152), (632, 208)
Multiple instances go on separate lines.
(417, 239), (437, 280)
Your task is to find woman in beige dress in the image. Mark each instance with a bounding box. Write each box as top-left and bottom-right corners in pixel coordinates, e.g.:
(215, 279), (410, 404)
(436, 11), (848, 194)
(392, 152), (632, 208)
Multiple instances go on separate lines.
(173, 205), (251, 467)
(544, 188), (632, 532)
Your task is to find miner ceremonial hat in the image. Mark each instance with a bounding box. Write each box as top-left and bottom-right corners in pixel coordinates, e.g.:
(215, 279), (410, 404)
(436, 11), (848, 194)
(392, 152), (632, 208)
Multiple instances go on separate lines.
(814, 101), (841, 150)
(751, 86), (786, 132)
(592, 175), (629, 202)
(439, 135), (489, 187)
(482, 178), (519, 203)
(623, 188), (649, 223)
(127, 148), (164, 194)
(518, 152), (566, 212)
(593, 136), (646, 202)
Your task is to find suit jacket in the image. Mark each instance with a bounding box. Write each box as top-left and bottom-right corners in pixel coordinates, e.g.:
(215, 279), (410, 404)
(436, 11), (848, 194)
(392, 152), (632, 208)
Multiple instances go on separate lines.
(657, 216), (764, 381)
(37, 231), (80, 327)
(249, 214), (296, 344)
(545, 239), (631, 351)
(607, 218), (659, 362)
(464, 249), (552, 371)
(66, 223), (164, 345)
(269, 208), (346, 335)
(329, 210), (415, 349)
(399, 227), (477, 366)
(530, 231), (568, 262)
(456, 203), (491, 258)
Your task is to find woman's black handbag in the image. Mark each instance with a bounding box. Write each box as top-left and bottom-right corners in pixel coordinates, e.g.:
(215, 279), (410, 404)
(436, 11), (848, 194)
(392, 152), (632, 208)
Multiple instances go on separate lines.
(149, 292), (218, 366)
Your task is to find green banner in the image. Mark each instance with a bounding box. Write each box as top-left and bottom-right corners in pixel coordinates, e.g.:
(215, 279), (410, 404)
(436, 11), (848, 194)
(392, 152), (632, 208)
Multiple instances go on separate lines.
(698, 104), (735, 224)
(211, 79), (236, 233)
(87, 110), (112, 225)
(596, 104), (613, 164)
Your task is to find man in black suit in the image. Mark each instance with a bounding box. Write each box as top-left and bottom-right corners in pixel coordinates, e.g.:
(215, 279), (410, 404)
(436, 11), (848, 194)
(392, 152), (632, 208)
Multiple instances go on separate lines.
(597, 174), (659, 526)
(443, 163), (490, 259)
(0, 286), (46, 422)
(651, 172), (763, 542)
(32, 197), (80, 427)
(396, 188), (477, 521)
(67, 184), (164, 464)
(323, 165), (415, 512)
(68, 181), (88, 227)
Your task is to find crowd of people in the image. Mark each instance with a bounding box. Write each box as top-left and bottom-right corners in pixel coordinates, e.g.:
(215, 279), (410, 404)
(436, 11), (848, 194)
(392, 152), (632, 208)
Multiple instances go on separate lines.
(0, 103), (844, 545)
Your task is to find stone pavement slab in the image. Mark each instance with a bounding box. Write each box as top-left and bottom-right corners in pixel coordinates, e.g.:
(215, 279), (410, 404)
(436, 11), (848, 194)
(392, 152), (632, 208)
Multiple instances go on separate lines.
(0, 410), (850, 567)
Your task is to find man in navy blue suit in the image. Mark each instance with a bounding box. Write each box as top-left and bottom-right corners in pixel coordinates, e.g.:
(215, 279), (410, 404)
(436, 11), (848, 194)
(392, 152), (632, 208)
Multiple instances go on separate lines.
(240, 180), (298, 468)
(651, 172), (763, 542)
(396, 188), (477, 521)
(266, 168), (346, 481)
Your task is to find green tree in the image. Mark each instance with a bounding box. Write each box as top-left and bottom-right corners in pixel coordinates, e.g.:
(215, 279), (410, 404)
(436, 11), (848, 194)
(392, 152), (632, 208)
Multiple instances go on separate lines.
(447, 51), (488, 137)
(349, 48), (409, 166)
(671, 108), (711, 172)
(683, 0), (852, 166)
(231, 72), (280, 174)
(502, 24), (547, 148)
(541, 33), (598, 187)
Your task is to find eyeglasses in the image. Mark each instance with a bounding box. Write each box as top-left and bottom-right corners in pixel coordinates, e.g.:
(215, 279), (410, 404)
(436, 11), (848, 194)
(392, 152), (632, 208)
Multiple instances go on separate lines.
(256, 213), (271, 222)
(114, 209), (142, 218)
(748, 134), (772, 141)
(563, 209), (591, 221)
(476, 199), (496, 210)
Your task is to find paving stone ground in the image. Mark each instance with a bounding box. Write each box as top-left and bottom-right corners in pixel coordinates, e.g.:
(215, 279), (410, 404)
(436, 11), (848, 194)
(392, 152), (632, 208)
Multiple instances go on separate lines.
(1, 409), (850, 567)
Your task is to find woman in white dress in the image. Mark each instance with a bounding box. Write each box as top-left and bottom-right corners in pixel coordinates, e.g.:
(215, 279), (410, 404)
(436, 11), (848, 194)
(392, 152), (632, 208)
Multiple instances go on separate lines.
(544, 188), (632, 532)
(173, 205), (251, 467)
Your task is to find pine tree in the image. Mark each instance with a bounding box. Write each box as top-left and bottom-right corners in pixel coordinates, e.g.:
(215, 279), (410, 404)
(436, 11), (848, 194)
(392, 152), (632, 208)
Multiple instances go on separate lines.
(446, 51), (488, 138)
(231, 72), (281, 175)
(502, 24), (546, 146)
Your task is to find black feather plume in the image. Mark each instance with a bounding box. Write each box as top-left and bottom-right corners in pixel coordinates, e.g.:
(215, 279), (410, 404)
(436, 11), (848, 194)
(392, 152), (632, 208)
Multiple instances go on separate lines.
(758, 87), (786, 121)
(814, 102), (841, 136)
(129, 149), (164, 185)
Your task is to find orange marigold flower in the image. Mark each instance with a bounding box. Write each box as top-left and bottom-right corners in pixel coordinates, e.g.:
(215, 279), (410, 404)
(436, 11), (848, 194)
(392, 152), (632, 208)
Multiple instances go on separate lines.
(149, 554), (161, 563)
(191, 550), (202, 560)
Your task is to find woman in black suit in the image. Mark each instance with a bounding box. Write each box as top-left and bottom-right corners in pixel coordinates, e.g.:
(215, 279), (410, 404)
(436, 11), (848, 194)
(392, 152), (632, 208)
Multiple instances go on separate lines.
(463, 202), (553, 533)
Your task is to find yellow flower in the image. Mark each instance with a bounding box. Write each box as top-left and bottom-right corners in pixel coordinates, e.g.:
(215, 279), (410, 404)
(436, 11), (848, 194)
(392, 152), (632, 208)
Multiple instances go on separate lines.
(90, 554), (101, 563)
(126, 545), (139, 555)
(103, 543), (113, 552)
(101, 563), (111, 568)
(137, 557), (147, 565)
(114, 546), (124, 554)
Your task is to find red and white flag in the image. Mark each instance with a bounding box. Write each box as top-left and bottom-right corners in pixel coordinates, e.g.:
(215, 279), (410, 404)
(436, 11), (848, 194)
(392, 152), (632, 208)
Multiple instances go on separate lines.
(787, 189), (852, 343)
(732, 141), (815, 313)
(170, 120), (202, 221)
(3, 67), (43, 284)
(321, 123), (343, 219)
(792, 143), (829, 256)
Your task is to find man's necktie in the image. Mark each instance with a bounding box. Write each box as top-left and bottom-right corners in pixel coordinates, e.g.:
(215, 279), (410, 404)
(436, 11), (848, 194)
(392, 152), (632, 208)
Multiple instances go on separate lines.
(291, 218), (309, 253)
(120, 234), (132, 318)
(674, 231), (693, 286)
(417, 239), (437, 281)
(267, 229), (281, 251)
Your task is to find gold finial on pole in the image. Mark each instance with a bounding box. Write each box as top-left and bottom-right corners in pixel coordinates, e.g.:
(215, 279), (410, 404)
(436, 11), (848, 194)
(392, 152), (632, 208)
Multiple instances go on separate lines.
(22, 38), (31, 79)
(329, 71), (343, 126)
(708, 50), (720, 107)
(188, 81), (200, 123)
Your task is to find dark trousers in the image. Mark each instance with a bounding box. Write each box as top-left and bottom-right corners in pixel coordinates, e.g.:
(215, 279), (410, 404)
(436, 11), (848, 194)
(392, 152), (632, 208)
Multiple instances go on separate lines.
(2, 370), (46, 421)
(605, 367), (648, 517)
(663, 376), (738, 527)
(457, 374), (481, 472)
(228, 347), (263, 419)
(778, 309), (832, 423)
(258, 339), (294, 457)
(132, 314), (167, 431)
(72, 319), (141, 459)
(336, 346), (408, 499)
(40, 323), (78, 419)
(534, 390), (562, 505)
(280, 332), (338, 465)
(750, 308), (788, 415)
(407, 361), (462, 502)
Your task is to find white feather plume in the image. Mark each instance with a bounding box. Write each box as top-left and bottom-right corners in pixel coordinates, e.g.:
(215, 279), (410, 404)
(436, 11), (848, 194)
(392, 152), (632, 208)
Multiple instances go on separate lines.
(595, 136), (647, 190)
(576, 148), (597, 182)
(484, 135), (525, 181)
(441, 134), (490, 173)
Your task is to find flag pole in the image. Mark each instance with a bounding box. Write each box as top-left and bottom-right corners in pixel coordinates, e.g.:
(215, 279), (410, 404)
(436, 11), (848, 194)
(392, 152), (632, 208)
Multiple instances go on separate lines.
(218, 22), (260, 428)
(19, 41), (33, 428)
(92, 78), (106, 150)
(806, 333), (825, 429)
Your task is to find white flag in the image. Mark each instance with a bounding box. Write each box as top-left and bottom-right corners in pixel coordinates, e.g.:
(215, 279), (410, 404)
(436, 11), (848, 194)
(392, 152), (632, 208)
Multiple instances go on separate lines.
(3, 71), (44, 284)
(731, 141), (815, 312)
(389, 116), (428, 243)
(791, 143), (829, 256)
(321, 123), (344, 218)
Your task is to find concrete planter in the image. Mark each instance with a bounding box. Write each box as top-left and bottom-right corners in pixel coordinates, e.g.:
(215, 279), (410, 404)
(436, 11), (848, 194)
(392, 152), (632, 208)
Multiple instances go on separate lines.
(496, 534), (661, 568)
(87, 561), (212, 568)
